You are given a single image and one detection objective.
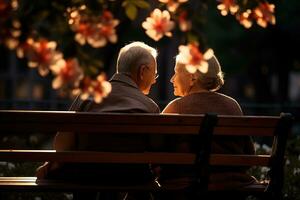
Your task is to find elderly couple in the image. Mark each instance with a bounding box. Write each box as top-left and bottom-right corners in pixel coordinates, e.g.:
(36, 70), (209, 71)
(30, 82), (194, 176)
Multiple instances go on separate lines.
(36, 41), (256, 200)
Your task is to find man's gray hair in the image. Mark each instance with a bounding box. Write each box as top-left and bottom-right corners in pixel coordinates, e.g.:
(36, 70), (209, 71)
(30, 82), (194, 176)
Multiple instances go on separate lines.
(117, 41), (157, 74)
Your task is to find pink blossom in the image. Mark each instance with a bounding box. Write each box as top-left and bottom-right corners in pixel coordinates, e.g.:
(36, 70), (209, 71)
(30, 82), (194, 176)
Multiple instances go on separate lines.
(51, 58), (84, 90)
(253, 2), (276, 28)
(177, 42), (214, 74)
(17, 38), (63, 76)
(73, 74), (112, 103)
(142, 9), (175, 41)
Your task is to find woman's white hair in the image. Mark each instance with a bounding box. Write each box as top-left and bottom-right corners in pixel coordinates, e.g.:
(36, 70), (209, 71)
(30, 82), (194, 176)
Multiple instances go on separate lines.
(176, 55), (224, 91)
(116, 41), (157, 74)
(198, 55), (224, 91)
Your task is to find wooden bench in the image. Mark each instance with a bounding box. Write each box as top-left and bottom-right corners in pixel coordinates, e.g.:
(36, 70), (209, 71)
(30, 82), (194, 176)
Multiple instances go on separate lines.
(0, 110), (293, 199)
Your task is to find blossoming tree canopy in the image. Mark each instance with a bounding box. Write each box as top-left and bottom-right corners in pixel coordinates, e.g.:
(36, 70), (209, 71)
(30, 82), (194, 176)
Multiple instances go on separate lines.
(0, 0), (276, 103)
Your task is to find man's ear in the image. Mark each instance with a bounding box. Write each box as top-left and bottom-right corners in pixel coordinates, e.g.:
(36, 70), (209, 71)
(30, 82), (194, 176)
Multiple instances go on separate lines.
(138, 65), (147, 80)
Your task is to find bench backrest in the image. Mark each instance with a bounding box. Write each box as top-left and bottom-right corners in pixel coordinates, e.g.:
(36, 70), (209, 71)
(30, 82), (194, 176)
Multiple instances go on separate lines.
(0, 110), (293, 197)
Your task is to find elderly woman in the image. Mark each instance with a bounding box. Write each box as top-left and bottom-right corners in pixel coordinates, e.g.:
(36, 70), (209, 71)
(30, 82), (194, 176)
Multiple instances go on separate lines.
(160, 54), (257, 200)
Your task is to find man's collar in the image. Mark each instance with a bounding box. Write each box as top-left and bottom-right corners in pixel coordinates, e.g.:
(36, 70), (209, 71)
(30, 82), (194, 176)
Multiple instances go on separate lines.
(110, 73), (139, 89)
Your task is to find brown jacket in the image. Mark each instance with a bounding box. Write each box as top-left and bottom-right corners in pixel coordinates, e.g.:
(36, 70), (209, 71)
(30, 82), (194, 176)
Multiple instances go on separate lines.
(163, 92), (254, 155)
(162, 92), (256, 188)
(74, 73), (160, 152)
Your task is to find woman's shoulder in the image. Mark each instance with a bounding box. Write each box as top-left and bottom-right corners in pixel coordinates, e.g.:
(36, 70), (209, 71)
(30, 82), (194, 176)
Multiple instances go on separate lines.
(214, 92), (240, 103)
(213, 92), (243, 115)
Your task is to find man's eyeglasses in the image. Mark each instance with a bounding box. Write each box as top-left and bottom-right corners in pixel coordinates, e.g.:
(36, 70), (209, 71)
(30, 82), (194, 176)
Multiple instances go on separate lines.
(144, 64), (159, 80)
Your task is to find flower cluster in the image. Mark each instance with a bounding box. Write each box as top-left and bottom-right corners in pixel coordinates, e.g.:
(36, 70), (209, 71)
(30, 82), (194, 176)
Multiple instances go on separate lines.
(253, 2), (276, 28)
(142, 0), (192, 41)
(16, 38), (111, 102)
(68, 6), (119, 48)
(73, 74), (111, 103)
(176, 42), (214, 74)
(51, 58), (84, 90)
(16, 38), (63, 77)
(217, 0), (276, 28)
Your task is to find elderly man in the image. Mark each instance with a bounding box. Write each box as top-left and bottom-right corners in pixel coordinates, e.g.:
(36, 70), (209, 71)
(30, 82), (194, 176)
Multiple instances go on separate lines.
(36, 41), (160, 199)
(68, 41), (159, 113)
(54, 41), (160, 151)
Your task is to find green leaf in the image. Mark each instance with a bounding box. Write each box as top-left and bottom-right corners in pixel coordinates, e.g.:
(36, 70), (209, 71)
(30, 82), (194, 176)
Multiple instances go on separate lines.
(125, 4), (138, 20)
(89, 65), (100, 75)
(133, 0), (150, 9)
(187, 32), (199, 43)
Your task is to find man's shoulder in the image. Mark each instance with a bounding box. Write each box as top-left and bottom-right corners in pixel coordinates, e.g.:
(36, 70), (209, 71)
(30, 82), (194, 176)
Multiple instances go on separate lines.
(111, 82), (159, 113)
(143, 96), (160, 113)
(121, 92), (159, 113)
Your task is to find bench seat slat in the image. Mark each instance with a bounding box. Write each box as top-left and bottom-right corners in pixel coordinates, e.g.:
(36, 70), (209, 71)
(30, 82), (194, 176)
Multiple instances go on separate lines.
(208, 182), (267, 192)
(217, 115), (279, 127)
(0, 177), (267, 192)
(214, 127), (275, 136)
(0, 150), (196, 164)
(210, 154), (270, 166)
(0, 150), (271, 166)
(0, 177), (160, 191)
